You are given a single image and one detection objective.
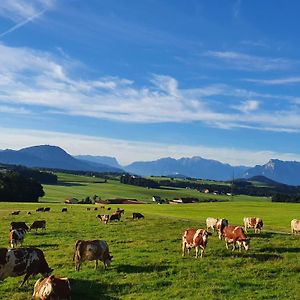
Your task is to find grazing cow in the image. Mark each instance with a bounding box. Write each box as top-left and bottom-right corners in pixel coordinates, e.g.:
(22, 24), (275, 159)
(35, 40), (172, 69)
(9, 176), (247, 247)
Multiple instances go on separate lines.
(36, 207), (45, 212)
(33, 275), (71, 300)
(96, 214), (110, 224)
(61, 208), (68, 212)
(223, 225), (250, 251)
(94, 208), (98, 211)
(10, 222), (29, 231)
(11, 210), (20, 215)
(109, 212), (121, 222)
(206, 218), (228, 239)
(132, 212), (144, 220)
(206, 217), (218, 232)
(9, 229), (27, 248)
(73, 240), (113, 271)
(291, 219), (300, 235)
(216, 218), (229, 239)
(86, 208), (91, 211)
(27, 212), (32, 215)
(44, 207), (51, 212)
(0, 247), (53, 286)
(243, 217), (263, 233)
(107, 207), (111, 211)
(182, 228), (209, 258)
(115, 208), (125, 215)
(30, 220), (46, 232)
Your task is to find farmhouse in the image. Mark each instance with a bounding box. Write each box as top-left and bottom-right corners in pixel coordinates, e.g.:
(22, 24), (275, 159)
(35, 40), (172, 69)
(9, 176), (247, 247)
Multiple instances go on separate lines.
(64, 198), (79, 204)
(169, 197), (199, 204)
(96, 198), (146, 204)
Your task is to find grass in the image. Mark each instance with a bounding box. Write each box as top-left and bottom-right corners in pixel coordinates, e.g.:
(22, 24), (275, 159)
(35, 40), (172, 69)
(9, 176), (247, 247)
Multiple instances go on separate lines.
(0, 173), (299, 299)
(42, 173), (264, 204)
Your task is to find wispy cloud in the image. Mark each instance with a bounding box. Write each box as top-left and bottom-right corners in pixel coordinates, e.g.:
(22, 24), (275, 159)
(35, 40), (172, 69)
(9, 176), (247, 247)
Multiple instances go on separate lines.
(233, 0), (242, 18)
(0, 0), (54, 21)
(205, 51), (294, 71)
(245, 76), (300, 85)
(0, 0), (55, 37)
(1, 127), (300, 166)
(1, 43), (300, 132)
(232, 100), (260, 114)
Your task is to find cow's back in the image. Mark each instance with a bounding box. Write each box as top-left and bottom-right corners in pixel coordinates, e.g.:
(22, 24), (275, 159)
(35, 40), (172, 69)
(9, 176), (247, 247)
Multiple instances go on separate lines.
(224, 225), (247, 241)
(182, 228), (197, 245)
(76, 240), (108, 261)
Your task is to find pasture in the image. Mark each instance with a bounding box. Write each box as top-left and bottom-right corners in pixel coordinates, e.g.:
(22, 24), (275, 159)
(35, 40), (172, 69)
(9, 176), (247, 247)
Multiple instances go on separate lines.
(0, 174), (299, 299)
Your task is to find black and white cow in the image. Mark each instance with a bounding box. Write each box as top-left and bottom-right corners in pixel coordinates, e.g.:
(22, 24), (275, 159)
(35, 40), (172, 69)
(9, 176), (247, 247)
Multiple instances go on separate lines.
(0, 248), (53, 286)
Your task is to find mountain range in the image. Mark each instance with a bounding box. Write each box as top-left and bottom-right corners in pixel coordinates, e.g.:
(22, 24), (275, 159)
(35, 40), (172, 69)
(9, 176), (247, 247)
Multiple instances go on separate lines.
(1, 145), (300, 186)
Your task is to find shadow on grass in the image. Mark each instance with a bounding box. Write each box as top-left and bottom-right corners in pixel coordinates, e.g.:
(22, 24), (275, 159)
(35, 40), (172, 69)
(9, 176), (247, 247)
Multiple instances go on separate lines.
(247, 232), (277, 239)
(71, 279), (131, 300)
(156, 186), (177, 190)
(116, 264), (168, 273)
(32, 243), (59, 248)
(236, 252), (282, 261)
(53, 181), (87, 187)
(259, 247), (300, 253)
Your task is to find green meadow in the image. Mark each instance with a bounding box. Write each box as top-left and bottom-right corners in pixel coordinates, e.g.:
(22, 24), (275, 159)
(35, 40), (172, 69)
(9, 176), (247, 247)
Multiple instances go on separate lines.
(0, 174), (299, 299)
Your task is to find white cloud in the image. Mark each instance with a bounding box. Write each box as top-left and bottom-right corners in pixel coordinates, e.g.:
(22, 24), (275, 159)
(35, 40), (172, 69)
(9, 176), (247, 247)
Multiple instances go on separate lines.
(1, 127), (300, 166)
(0, 0), (54, 21)
(0, 0), (55, 38)
(205, 51), (293, 71)
(232, 100), (260, 113)
(1, 43), (300, 132)
(245, 77), (300, 85)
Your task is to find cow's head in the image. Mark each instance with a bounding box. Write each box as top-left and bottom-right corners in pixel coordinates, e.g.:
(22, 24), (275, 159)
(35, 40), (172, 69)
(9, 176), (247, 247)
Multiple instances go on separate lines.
(243, 238), (250, 251)
(104, 255), (113, 269)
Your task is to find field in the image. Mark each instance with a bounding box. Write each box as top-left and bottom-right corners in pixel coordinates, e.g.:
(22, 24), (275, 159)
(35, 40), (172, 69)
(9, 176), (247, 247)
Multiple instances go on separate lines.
(0, 174), (299, 299)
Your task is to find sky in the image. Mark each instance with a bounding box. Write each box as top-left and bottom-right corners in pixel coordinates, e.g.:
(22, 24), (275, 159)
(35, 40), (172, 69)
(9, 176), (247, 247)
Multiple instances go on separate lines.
(1, 0), (300, 166)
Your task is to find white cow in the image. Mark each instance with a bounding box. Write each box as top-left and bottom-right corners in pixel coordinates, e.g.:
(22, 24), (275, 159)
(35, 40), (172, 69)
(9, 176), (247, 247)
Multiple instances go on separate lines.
(206, 217), (218, 232)
(206, 217), (228, 239)
(291, 219), (300, 235)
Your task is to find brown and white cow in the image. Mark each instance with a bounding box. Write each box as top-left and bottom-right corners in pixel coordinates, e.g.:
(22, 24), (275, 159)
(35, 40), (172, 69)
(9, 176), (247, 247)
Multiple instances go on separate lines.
(0, 247), (53, 286)
(33, 275), (71, 300)
(9, 229), (27, 248)
(73, 240), (113, 271)
(30, 220), (46, 232)
(109, 212), (121, 222)
(291, 219), (300, 235)
(223, 225), (250, 251)
(96, 214), (110, 224)
(182, 228), (209, 258)
(243, 217), (263, 233)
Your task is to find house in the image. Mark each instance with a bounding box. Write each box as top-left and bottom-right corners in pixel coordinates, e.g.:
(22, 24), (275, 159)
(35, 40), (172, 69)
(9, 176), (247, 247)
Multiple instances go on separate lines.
(152, 196), (161, 202)
(64, 198), (79, 204)
(169, 197), (199, 204)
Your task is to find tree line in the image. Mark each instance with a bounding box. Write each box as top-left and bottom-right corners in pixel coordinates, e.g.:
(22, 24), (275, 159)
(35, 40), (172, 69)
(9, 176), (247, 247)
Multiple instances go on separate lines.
(0, 170), (44, 202)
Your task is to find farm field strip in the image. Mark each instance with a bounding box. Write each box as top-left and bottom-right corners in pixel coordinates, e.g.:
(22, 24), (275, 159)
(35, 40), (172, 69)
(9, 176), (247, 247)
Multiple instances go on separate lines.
(0, 174), (299, 299)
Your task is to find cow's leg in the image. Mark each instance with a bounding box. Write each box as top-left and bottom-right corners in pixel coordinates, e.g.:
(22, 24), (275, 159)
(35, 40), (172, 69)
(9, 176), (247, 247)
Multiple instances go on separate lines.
(195, 246), (198, 258)
(182, 242), (186, 257)
(95, 260), (98, 270)
(20, 272), (31, 287)
(232, 242), (236, 251)
(225, 241), (229, 250)
(200, 246), (204, 258)
(75, 261), (81, 271)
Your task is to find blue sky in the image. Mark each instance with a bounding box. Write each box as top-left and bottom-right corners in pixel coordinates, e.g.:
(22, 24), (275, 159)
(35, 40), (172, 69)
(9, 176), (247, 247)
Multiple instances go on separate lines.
(1, 0), (300, 166)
